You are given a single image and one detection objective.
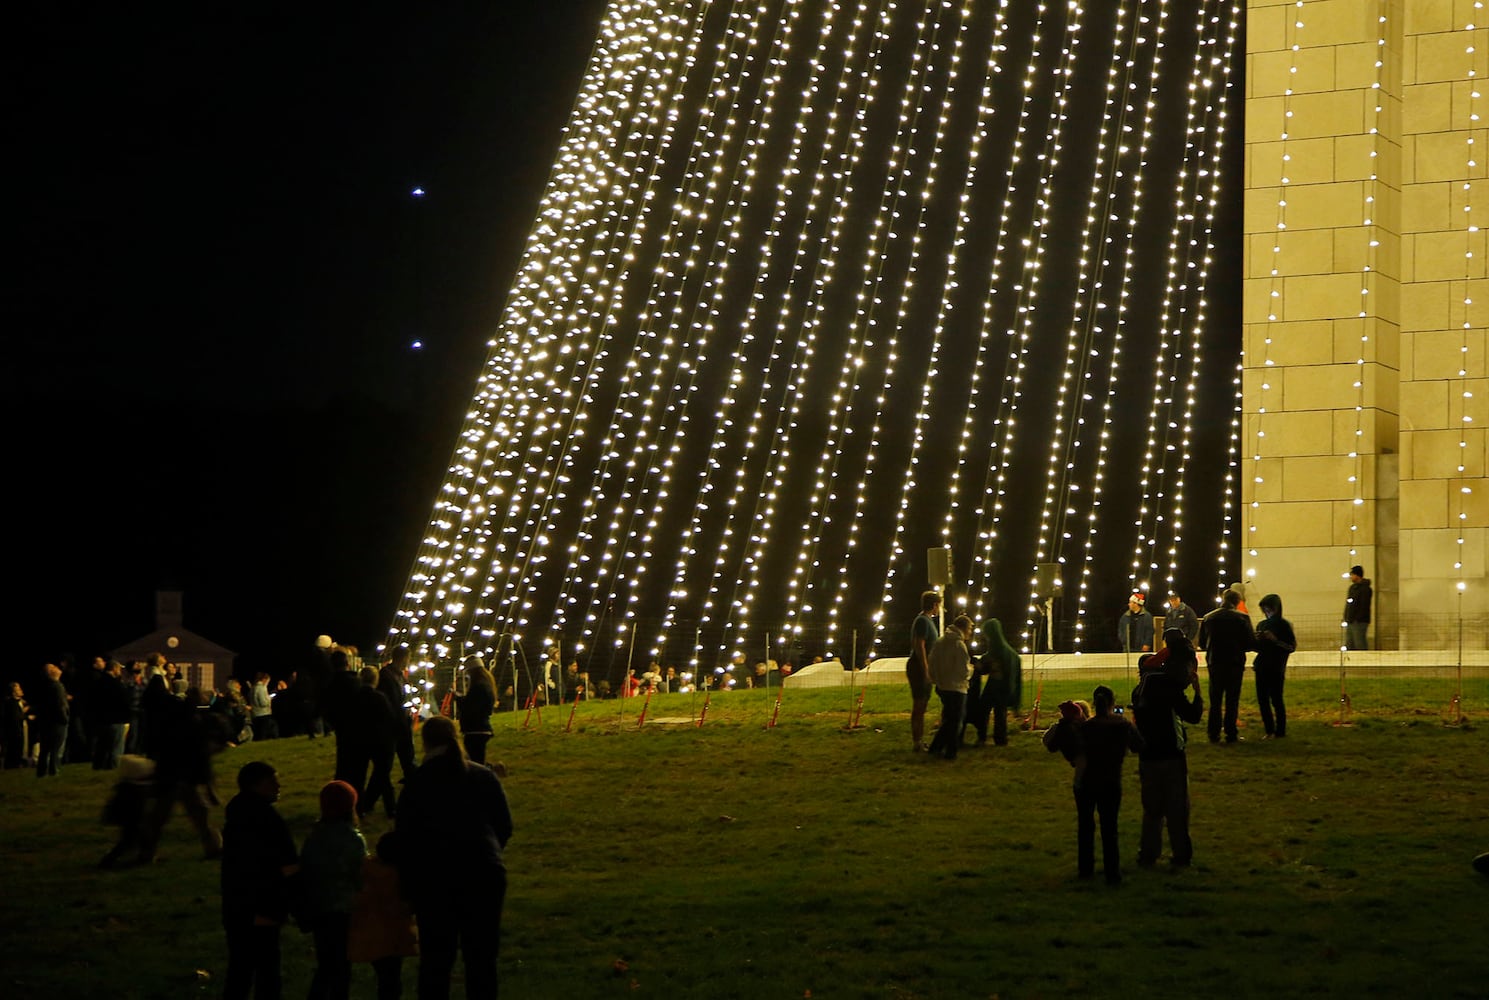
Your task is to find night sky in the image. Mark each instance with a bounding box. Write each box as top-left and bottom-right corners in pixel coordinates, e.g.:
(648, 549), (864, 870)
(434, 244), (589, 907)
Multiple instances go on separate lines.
(9, 3), (613, 677)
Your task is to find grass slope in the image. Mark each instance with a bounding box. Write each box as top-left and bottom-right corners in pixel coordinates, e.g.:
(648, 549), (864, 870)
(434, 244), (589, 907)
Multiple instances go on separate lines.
(0, 686), (1483, 999)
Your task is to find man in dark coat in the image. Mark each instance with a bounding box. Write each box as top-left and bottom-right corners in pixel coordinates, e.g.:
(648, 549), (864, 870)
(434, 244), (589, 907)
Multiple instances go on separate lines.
(1254, 593), (1297, 738)
(221, 761), (299, 1000)
(1198, 589), (1255, 743)
(379, 648), (417, 780)
(342, 667), (398, 819)
(90, 659), (132, 770)
(1343, 565), (1373, 650)
(32, 663), (70, 777)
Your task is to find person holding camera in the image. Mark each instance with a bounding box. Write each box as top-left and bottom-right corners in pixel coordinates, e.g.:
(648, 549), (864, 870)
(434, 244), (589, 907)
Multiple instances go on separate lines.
(1130, 649), (1204, 868)
(1070, 686), (1144, 884)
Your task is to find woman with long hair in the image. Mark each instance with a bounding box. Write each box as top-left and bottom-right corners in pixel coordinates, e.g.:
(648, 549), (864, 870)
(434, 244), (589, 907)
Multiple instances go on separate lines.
(395, 716), (513, 1000)
(456, 657), (496, 764)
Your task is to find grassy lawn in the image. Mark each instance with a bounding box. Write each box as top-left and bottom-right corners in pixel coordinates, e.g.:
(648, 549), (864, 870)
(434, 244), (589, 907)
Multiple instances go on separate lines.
(0, 684), (1483, 999)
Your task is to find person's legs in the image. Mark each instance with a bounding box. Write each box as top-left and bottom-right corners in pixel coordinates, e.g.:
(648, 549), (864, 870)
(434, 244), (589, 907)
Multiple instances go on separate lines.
(463, 733), (490, 765)
(961, 674), (987, 743)
(223, 919), (255, 1000)
(1255, 669), (1276, 736)
(251, 922), (284, 1000)
(416, 909), (458, 1000)
(1075, 785), (1095, 877)
(373, 956), (404, 1000)
(910, 695), (930, 750)
(1097, 785), (1122, 883)
(181, 785), (222, 858)
(991, 697), (1009, 746)
(1223, 672), (1242, 741)
(458, 873), (505, 1000)
(1206, 673), (1224, 742)
(1161, 758), (1193, 865)
(366, 751), (397, 817)
(1274, 668), (1287, 737)
(1137, 762), (1163, 865)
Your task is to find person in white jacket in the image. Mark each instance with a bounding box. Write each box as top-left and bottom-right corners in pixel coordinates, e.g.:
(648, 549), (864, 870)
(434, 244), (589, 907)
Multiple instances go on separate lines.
(926, 615), (974, 760)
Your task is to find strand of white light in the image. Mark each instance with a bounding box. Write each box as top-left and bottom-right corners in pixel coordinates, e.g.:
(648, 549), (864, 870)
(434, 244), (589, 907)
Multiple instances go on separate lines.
(653, 1), (866, 670)
(384, 2), (669, 694)
(540, 0), (766, 655)
(924, 0), (1015, 588)
(1060, 0), (1172, 649)
(1456, 4), (1484, 594)
(824, 1), (1015, 655)
(567, 0), (804, 660)
(790, 0), (978, 656)
(1019, 0), (1158, 655)
(482, 3), (709, 661)
(514, 3), (723, 665)
(1343, 0), (1388, 573)
(953, 3), (1057, 628)
(1160, 0), (1243, 595)
(869, 0), (1083, 654)
(727, 0), (947, 665)
(1120, 0), (1222, 600)
(1242, 0), (1305, 594)
(697, 0), (901, 665)
(437, 2), (681, 651)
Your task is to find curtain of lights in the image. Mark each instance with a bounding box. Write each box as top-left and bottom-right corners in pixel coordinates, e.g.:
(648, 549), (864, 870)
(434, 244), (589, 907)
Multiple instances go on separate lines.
(385, 0), (1243, 693)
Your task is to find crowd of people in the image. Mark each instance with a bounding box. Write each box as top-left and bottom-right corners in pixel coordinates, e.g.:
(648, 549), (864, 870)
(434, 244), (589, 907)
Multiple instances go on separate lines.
(904, 580), (1305, 885)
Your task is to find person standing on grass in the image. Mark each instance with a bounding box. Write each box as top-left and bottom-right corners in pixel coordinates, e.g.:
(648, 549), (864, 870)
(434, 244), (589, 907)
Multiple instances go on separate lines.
(378, 648), (417, 780)
(396, 716), (513, 1000)
(220, 761), (298, 1000)
(344, 667), (399, 821)
(1253, 594), (1296, 739)
(1130, 653), (1204, 868)
(456, 656), (497, 765)
(1198, 589), (1255, 744)
(964, 617), (1021, 747)
(1073, 686), (1144, 884)
(32, 663), (70, 777)
(301, 781), (367, 1000)
(907, 590), (942, 753)
(349, 831), (419, 1000)
(1343, 565), (1373, 650)
(926, 615), (974, 760)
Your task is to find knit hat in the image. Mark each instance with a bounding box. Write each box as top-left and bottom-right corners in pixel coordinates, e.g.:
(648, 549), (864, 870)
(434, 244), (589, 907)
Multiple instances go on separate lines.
(1129, 592), (1145, 606)
(319, 780), (358, 820)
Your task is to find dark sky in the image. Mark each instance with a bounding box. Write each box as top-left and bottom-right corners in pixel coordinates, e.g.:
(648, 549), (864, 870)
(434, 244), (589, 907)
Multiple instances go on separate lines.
(8, 3), (612, 676)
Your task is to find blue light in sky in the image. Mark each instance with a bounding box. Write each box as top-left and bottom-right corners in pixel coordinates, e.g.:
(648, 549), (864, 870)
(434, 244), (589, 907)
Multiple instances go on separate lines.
(411, 187), (426, 197)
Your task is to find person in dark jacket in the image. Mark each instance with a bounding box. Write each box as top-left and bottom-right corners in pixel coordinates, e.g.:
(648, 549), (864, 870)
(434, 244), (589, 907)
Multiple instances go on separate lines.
(1118, 593), (1155, 653)
(90, 660), (132, 770)
(1253, 593), (1297, 738)
(1068, 686), (1144, 883)
(1343, 565), (1373, 650)
(456, 657), (497, 765)
(343, 668), (398, 820)
(378, 648), (417, 780)
(137, 687), (225, 862)
(1163, 592), (1200, 644)
(1198, 589), (1255, 743)
(396, 716), (513, 1000)
(220, 761), (299, 1000)
(32, 663), (71, 777)
(1131, 652), (1204, 867)
(964, 617), (1022, 746)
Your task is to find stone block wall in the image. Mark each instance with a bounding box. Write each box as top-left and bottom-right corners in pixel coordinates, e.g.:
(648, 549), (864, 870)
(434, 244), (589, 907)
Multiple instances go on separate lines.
(1244, 0), (1489, 647)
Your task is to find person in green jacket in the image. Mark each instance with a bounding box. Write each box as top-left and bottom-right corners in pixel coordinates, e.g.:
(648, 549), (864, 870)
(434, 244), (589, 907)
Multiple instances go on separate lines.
(965, 618), (1022, 746)
(301, 780), (368, 1000)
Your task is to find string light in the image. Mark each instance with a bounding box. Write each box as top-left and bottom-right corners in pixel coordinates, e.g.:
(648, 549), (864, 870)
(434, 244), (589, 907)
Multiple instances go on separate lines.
(1455, 4), (1485, 595)
(380, 1), (1246, 683)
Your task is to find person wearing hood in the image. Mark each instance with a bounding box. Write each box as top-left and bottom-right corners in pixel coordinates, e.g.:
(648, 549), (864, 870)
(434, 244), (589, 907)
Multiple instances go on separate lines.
(964, 617), (1022, 747)
(1343, 566), (1372, 650)
(1253, 594), (1296, 739)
